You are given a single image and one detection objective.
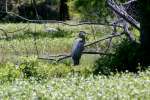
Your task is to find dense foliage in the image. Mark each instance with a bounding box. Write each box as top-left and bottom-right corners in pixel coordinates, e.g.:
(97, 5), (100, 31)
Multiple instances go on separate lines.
(68, 0), (130, 21)
(93, 38), (149, 75)
(0, 0), (150, 98)
(68, 0), (110, 21)
(0, 0), (70, 21)
(0, 69), (150, 99)
(0, 19), (149, 99)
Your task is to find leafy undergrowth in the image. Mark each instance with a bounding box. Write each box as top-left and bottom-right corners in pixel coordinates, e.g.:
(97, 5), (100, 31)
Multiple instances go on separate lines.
(0, 56), (94, 83)
(94, 39), (147, 75)
(0, 70), (150, 99)
(0, 23), (150, 99)
(0, 23), (110, 63)
(0, 56), (150, 99)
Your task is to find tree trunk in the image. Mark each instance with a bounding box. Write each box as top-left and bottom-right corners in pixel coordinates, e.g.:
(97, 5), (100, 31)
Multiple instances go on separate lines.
(138, 0), (150, 66)
(59, 0), (69, 21)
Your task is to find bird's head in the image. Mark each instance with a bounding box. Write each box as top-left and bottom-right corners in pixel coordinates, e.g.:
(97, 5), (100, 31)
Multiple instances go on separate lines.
(78, 31), (86, 40)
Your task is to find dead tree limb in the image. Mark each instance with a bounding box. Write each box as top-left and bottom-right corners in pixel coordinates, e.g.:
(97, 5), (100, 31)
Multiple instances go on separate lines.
(38, 57), (57, 61)
(122, 0), (137, 6)
(82, 51), (114, 56)
(111, 18), (135, 42)
(107, 0), (140, 30)
(57, 55), (71, 62)
(38, 32), (124, 61)
(38, 51), (114, 62)
(32, 0), (40, 20)
(123, 22), (135, 41)
(0, 10), (123, 28)
(84, 32), (124, 47)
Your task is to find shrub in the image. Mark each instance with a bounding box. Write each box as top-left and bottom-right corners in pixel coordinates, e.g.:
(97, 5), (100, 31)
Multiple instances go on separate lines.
(19, 57), (39, 79)
(94, 39), (141, 75)
(0, 56), (94, 82)
(0, 63), (20, 83)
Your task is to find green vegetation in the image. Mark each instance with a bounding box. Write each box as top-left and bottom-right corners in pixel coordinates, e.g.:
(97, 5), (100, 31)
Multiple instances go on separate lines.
(0, 23), (111, 62)
(0, 0), (150, 99)
(94, 39), (142, 75)
(0, 23), (149, 99)
(68, 0), (111, 21)
(0, 23), (105, 79)
(0, 69), (150, 99)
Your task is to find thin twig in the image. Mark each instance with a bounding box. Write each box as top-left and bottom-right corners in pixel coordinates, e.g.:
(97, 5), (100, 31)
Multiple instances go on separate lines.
(123, 21), (135, 42)
(38, 51), (114, 62)
(84, 32), (124, 47)
(0, 10), (123, 28)
(107, 0), (140, 30)
(82, 51), (114, 56)
(57, 55), (71, 62)
(90, 24), (99, 51)
(32, 0), (40, 20)
(122, 0), (137, 5)
(37, 33), (124, 61)
(38, 57), (57, 61)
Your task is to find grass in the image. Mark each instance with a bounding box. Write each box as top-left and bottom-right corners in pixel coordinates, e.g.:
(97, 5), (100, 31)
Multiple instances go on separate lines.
(0, 70), (150, 100)
(0, 23), (101, 78)
(0, 23), (149, 99)
(0, 23), (112, 64)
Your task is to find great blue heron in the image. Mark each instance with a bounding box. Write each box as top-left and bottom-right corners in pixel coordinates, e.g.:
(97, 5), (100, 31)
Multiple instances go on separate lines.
(71, 31), (86, 65)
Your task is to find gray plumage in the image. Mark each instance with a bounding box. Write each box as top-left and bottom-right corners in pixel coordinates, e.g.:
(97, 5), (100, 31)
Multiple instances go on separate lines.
(71, 31), (86, 65)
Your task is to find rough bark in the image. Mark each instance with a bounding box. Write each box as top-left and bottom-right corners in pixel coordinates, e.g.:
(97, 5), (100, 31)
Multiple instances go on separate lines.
(59, 0), (69, 21)
(138, 0), (150, 66)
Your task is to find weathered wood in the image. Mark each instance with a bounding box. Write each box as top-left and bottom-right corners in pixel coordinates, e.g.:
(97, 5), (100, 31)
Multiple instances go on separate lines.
(107, 0), (140, 30)
(84, 33), (124, 47)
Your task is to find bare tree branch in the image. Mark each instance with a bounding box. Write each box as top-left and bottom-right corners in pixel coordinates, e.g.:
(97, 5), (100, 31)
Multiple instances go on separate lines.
(123, 22), (135, 42)
(0, 11), (123, 28)
(107, 0), (140, 30)
(38, 57), (57, 61)
(122, 0), (137, 5)
(84, 32), (124, 47)
(38, 51), (114, 62)
(82, 51), (114, 56)
(56, 55), (71, 62)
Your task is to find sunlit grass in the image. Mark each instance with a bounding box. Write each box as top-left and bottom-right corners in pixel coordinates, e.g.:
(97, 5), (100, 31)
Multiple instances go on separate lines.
(0, 69), (150, 100)
(0, 23), (149, 100)
(0, 23), (113, 63)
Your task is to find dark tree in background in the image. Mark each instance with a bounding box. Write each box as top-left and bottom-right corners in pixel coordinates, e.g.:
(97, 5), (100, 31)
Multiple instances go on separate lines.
(0, 0), (13, 21)
(138, 0), (150, 66)
(59, 0), (69, 21)
(18, 0), (60, 20)
(0, 0), (70, 21)
(0, 0), (6, 20)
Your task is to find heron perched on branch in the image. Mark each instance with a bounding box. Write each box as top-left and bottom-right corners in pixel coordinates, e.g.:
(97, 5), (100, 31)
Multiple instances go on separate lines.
(71, 31), (86, 65)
